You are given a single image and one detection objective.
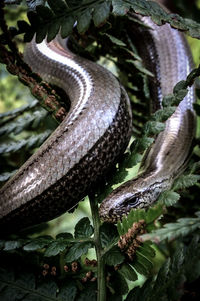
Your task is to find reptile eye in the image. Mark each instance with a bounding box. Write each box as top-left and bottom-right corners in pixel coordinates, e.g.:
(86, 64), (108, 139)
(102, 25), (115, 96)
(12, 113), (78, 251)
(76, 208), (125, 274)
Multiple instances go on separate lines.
(124, 196), (139, 207)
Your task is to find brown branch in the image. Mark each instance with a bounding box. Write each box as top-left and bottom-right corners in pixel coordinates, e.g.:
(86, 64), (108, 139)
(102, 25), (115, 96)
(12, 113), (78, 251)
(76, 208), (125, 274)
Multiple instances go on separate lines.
(0, 2), (67, 122)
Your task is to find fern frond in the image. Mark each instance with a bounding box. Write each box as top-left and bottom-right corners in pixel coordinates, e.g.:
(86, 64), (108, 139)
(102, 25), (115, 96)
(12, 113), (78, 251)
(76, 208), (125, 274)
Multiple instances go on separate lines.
(126, 236), (200, 301)
(117, 203), (164, 236)
(0, 109), (48, 136)
(0, 130), (51, 154)
(0, 170), (17, 182)
(15, 0), (200, 43)
(0, 100), (38, 120)
(141, 212), (200, 243)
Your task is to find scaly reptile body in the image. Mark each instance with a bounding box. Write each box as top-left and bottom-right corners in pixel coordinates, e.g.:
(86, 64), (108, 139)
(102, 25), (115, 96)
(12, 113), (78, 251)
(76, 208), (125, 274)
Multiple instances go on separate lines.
(0, 13), (196, 231)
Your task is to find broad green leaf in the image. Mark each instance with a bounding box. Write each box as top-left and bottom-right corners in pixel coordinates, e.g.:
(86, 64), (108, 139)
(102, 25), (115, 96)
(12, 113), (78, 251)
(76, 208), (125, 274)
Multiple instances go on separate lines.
(126, 59), (154, 77)
(162, 94), (175, 107)
(130, 137), (154, 153)
(125, 279), (152, 301)
(111, 273), (129, 295)
(118, 263), (138, 281)
(194, 103), (200, 116)
(138, 242), (156, 259)
(57, 281), (77, 301)
(103, 33), (126, 46)
(36, 5), (54, 20)
(152, 107), (176, 122)
(15, 272), (35, 289)
(23, 236), (53, 251)
(135, 250), (153, 272)
(76, 283), (97, 301)
(36, 25), (48, 43)
(112, 0), (130, 16)
(65, 242), (93, 262)
(37, 279), (58, 297)
(60, 16), (75, 38)
(56, 232), (73, 240)
(143, 121), (165, 135)
(0, 287), (26, 301)
(173, 174), (200, 190)
(175, 89), (188, 101)
(27, 10), (40, 28)
(100, 223), (118, 248)
(74, 217), (94, 238)
(44, 241), (68, 257)
(4, 240), (22, 251)
(17, 20), (31, 33)
(47, 21), (60, 42)
(133, 260), (149, 277)
(173, 80), (186, 93)
(145, 203), (164, 224)
(77, 10), (92, 33)
(93, 2), (111, 26)
(103, 246), (125, 266)
(159, 191), (180, 206)
(47, 0), (67, 14)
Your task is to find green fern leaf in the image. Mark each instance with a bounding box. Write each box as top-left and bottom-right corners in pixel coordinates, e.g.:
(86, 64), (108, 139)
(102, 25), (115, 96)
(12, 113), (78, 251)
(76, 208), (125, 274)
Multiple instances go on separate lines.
(103, 33), (127, 46)
(93, 2), (111, 26)
(60, 16), (75, 37)
(47, 0), (68, 14)
(65, 242), (93, 262)
(47, 22), (61, 42)
(103, 245), (125, 266)
(173, 174), (200, 190)
(74, 217), (94, 238)
(36, 5), (54, 20)
(77, 9), (92, 34)
(141, 212), (200, 242)
(158, 190), (180, 206)
(23, 236), (53, 251)
(0, 266), (71, 301)
(0, 100), (38, 119)
(143, 120), (165, 135)
(117, 203), (163, 236)
(0, 109), (47, 136)
(112, 0), (130, 16)
(0, 131), (51, 154)
(100, 223), (118, 248)
(57, 281), (77, 301)
(0, 170), (17, 182)
(118, 263), (138, 281)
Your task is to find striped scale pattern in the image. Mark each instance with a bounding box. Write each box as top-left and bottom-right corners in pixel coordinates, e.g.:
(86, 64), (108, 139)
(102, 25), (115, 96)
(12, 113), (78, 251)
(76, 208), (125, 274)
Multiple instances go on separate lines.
(0, 14), (196, 230)
(0, 38), (132, 232)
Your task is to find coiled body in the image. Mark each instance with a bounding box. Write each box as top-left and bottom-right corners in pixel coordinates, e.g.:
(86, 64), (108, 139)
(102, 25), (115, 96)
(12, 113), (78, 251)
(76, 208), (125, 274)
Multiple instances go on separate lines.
(0, 37), (132, 231)
(0, 14), (196, 230)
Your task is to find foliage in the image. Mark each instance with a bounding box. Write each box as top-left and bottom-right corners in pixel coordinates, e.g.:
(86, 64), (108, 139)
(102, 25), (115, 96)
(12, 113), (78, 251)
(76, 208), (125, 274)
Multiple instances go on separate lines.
(141, 211), (200, 243)
(11, 0), (200, 43)
(0, 0), (200, 300)
(125, 235), (200, 301)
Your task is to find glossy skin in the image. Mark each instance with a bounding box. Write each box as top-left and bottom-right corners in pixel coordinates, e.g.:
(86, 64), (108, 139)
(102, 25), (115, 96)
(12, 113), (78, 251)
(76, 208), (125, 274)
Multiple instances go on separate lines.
(99, 17), (196, 222)
(0, 37), (132, 231)
(0, 15), (196, 230)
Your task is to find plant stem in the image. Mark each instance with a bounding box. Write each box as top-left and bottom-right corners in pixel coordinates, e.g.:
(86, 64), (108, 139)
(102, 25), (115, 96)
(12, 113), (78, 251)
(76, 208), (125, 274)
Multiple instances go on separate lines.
(89, 194), (106, 301)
